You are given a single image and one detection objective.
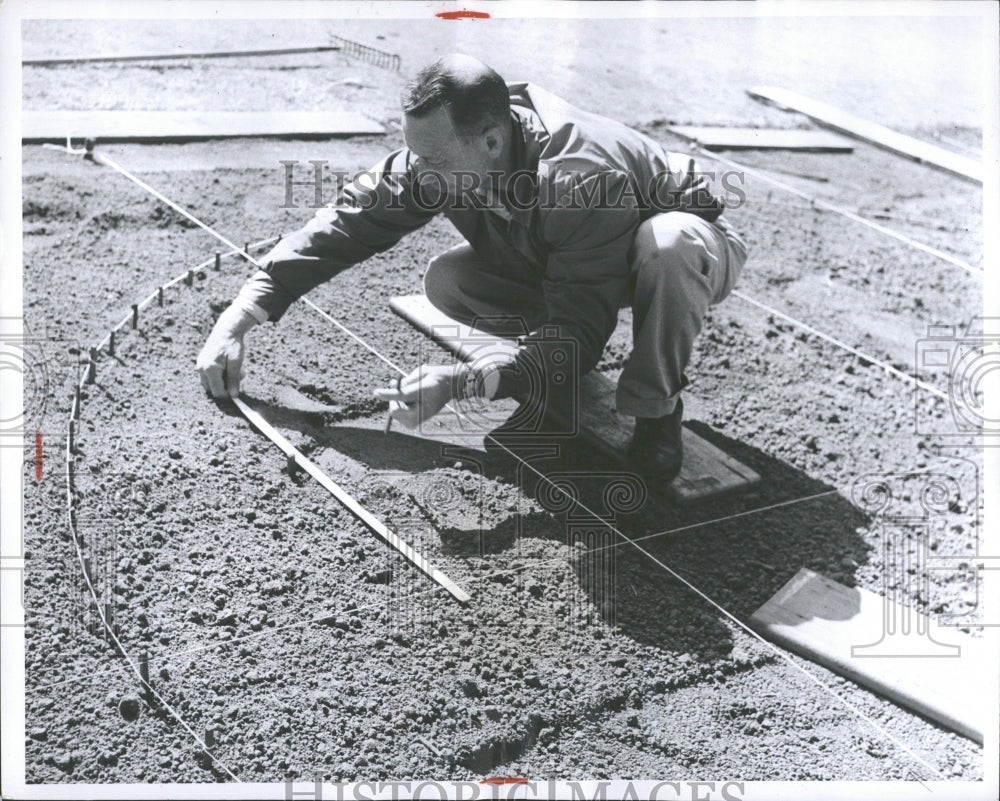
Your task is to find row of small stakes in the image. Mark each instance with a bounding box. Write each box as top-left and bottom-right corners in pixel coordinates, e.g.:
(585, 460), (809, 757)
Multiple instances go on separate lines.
(61, 238), (282, 780)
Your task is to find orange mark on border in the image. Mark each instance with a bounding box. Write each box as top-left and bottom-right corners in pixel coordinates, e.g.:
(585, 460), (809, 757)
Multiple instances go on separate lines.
(436, 9), (491, 20)
(35, 430), (43, 482)
(480, 777), (529, 785)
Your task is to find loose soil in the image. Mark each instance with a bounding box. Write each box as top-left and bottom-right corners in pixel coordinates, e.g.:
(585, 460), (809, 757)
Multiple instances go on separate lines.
(17, 14), (987, 788)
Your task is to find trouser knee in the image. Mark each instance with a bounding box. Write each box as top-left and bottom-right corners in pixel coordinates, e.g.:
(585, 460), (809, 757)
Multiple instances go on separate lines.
(423, 250), (470, 320)
(629, 213), (742, 307)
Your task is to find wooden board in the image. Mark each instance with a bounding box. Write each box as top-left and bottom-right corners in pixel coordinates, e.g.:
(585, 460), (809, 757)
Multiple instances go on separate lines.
(667, 126), (853, 153)
(746, 86), (982, 183)
(750, 568), (984, 743)
(389, 295), (760, 505)
(22, 110), (384, 144)
(22, 44), (341, 66)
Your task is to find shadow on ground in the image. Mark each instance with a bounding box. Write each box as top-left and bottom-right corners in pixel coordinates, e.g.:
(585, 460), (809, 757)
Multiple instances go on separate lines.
(241, 396), (873, 668)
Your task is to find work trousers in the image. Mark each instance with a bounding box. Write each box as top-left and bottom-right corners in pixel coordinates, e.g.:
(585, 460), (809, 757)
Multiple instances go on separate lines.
(423, 211), (747, 418)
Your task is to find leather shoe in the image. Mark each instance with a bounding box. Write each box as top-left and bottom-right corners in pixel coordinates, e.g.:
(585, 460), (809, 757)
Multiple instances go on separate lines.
(625, 398), (684, 483)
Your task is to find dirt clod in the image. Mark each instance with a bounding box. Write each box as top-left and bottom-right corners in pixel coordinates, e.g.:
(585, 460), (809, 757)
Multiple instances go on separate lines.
(118, 696), (141, 721)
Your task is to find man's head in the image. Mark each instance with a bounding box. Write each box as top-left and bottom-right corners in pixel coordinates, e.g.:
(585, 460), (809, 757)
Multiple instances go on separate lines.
(401, 54), (512, 199)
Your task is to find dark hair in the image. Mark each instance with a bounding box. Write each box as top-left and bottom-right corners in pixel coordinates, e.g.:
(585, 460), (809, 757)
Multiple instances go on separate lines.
(401, 56), (510, 138)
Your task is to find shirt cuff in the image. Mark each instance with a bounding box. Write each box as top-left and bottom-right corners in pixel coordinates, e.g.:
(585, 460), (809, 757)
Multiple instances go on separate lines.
(230, 295), (269, 325)
(453, 361), (505, 403)
(474, 362), (503, 400)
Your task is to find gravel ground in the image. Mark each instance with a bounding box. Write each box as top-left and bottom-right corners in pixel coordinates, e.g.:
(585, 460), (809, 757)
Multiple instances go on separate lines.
(13, 11), (993, 795)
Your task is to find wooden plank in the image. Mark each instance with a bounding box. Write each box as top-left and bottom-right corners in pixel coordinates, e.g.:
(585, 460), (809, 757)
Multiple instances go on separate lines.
(389, 295), (760, 506)
(749, 568), (983, 743)
(22, 44), (341, 66)
(668, 126), (853, 153)
(746, 85), (982, 183)
(232, 396), (470, 605)
(23, 110), (384, 144)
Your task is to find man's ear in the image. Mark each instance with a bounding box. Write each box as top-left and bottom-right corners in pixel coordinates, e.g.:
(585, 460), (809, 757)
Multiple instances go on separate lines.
(481, 123), (505, 159)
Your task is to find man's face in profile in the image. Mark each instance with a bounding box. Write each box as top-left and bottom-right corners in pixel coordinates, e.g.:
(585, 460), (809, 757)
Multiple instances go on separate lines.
(402, 106), (494, 202)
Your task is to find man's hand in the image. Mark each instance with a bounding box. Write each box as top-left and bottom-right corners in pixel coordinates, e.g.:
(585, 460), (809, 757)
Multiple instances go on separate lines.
(196, 303), (260, 398)
(373, 364), (469, 428)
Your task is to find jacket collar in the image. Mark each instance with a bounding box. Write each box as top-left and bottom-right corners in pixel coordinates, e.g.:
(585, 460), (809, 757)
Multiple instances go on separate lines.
(500, 108), (547, 222)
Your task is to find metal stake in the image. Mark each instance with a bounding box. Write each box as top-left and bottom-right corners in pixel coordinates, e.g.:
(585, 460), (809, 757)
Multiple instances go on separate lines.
(87, 600), (99, 635)
(131, 304), (139, 329)
(86, 348), (97, 384)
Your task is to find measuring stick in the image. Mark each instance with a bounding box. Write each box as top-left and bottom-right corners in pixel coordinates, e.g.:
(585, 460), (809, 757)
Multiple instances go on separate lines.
(232, 397), (470, 604)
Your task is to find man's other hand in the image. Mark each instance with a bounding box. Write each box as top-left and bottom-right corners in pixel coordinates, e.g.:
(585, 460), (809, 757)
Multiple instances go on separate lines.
(373, 364), (464, 428)
(196, 303), (259, 398)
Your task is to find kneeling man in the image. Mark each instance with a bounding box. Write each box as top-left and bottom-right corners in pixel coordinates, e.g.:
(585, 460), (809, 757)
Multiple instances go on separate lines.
(197, 54), (748, 483)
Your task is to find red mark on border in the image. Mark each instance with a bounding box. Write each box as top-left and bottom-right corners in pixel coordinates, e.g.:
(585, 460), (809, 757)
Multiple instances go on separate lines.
(35, 430), (43, 481)
(480, 777), (529, 785)
(436, 9), (491, 20)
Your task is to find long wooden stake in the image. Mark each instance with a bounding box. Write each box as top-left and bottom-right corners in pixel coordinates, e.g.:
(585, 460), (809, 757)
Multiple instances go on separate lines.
(232, 396), (470, 604)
